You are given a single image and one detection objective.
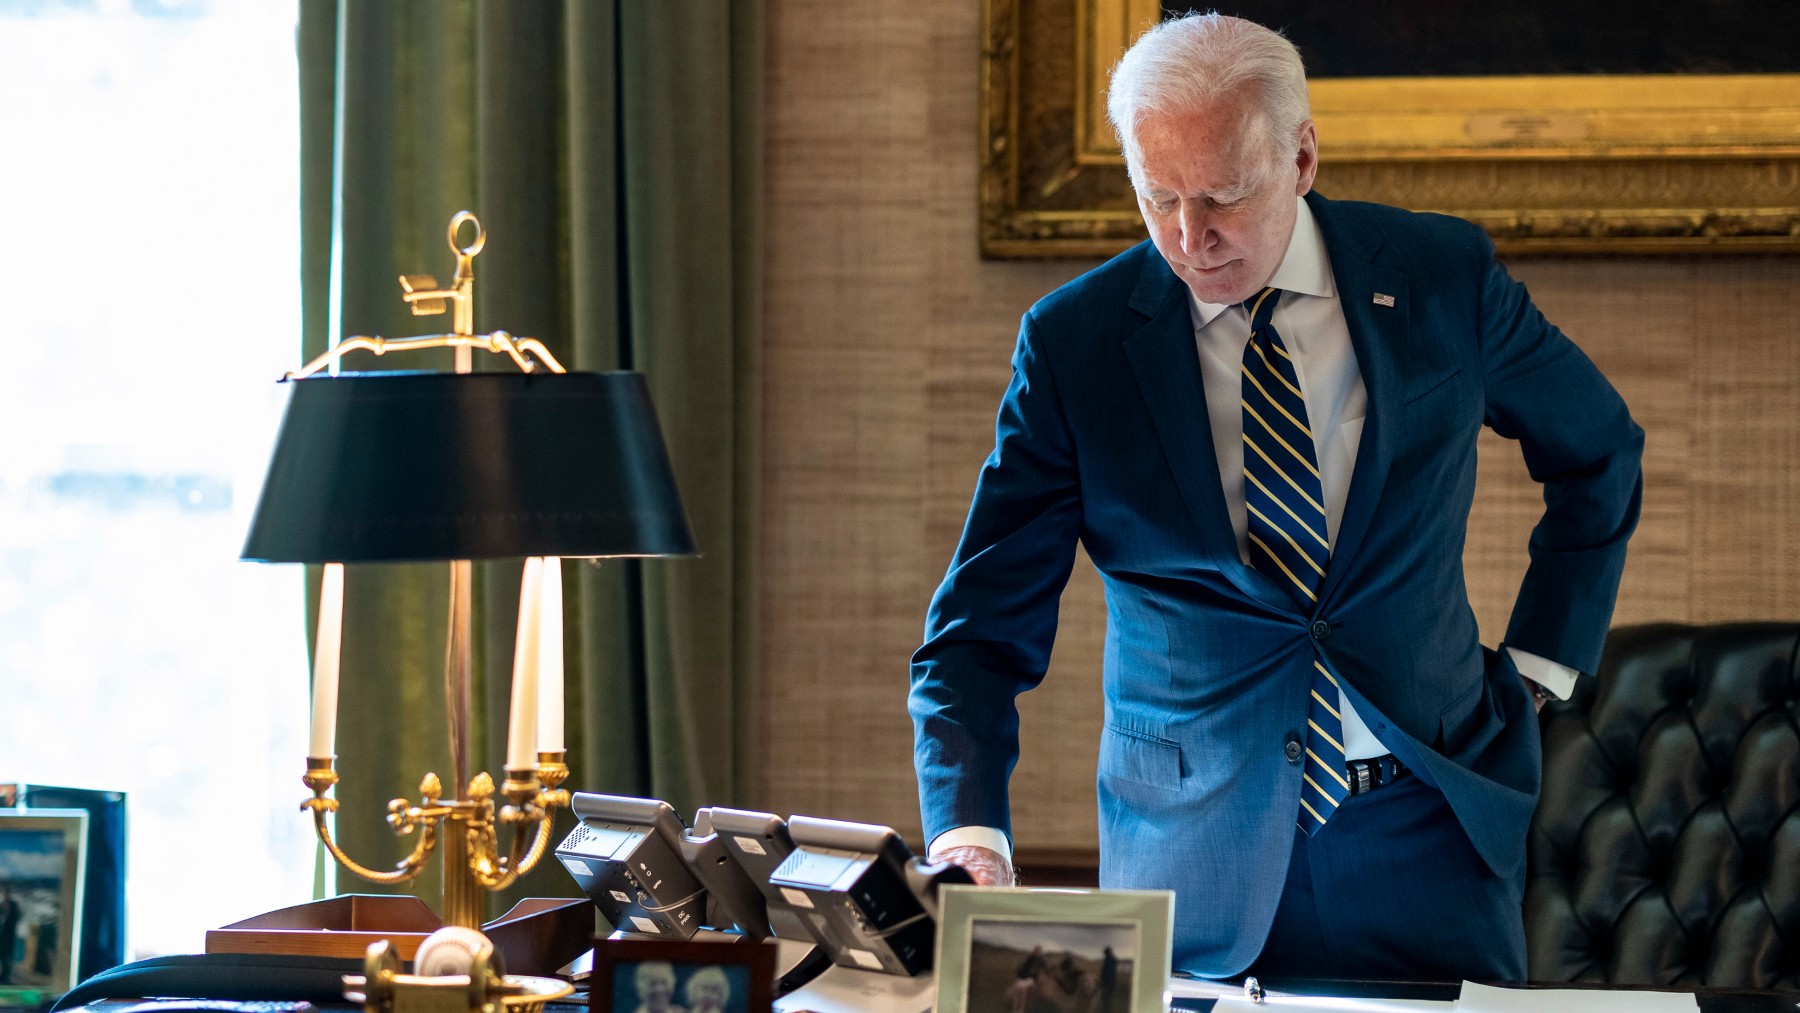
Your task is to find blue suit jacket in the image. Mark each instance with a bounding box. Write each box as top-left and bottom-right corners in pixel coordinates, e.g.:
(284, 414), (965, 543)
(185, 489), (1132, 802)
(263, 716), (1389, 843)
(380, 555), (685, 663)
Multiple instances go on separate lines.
(909, 192), (1644, 975)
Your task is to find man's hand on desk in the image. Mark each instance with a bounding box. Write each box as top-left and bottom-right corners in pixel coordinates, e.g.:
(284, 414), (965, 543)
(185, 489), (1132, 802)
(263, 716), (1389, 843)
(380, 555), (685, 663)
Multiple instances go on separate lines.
(931, 844), (1016, 886)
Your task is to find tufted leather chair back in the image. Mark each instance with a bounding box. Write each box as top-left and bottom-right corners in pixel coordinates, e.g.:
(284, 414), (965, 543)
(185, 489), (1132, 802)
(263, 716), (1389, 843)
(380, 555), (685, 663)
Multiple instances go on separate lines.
(1527, 622), (1800, 986)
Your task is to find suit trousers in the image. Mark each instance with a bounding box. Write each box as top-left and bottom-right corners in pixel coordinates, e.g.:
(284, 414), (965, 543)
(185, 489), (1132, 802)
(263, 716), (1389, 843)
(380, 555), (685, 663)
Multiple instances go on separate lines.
(1244, 774), (1527, 982)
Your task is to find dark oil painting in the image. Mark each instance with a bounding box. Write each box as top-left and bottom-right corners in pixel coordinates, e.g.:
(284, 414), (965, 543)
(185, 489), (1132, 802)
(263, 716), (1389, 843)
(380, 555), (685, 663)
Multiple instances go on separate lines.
(1166, 1), (1800, 77)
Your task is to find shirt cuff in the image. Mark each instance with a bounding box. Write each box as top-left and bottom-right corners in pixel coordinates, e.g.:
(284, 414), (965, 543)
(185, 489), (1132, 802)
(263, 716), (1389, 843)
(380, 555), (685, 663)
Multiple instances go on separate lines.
(928, 825), (1013, 864)
(1505, 646), (1580, 700)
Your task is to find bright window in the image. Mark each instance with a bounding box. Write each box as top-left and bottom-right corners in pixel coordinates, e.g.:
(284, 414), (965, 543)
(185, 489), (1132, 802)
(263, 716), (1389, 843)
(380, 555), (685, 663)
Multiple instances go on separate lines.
(0, 0), (312, 959)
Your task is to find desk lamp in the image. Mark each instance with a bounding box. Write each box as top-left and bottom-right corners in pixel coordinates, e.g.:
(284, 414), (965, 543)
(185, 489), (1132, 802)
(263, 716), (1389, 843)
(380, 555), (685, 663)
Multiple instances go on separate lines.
(242, 213), (694, 931)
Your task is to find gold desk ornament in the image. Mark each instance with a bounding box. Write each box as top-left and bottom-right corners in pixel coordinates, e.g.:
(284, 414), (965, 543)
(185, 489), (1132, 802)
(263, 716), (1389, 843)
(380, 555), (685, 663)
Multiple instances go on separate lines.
(345, 938), (574, 1013)
(294, 212), (573, 931)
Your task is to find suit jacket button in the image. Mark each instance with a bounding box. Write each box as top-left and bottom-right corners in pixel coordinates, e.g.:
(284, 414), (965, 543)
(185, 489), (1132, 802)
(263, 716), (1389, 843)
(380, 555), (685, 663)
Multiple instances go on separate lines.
(1310, 620), (1332, 641)
(1284, 739), (1303, 763)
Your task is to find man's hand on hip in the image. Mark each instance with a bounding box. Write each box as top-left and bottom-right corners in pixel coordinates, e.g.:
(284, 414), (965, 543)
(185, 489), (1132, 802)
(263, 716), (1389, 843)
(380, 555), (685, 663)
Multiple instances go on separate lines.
(1523, 674), (1550, 713)
(932, 844), (1016, 886)
(1507, 646), (1576, 713)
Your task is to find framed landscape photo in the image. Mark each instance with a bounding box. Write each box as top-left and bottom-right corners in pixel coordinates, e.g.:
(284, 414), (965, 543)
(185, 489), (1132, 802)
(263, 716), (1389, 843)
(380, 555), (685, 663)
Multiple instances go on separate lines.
(591, 937), (774, 1013)
(0, 809), (87, 1001)
(934, 885), (1173, 1013)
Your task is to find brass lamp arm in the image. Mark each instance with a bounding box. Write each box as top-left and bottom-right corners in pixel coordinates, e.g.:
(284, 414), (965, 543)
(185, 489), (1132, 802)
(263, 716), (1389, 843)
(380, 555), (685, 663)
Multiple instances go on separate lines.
(301, 762), (568, 894)
(283, 331), (567, 381)
(302, 766), (437, 885)
(469, 789), (565, 891)
(306, 803), (437, 885)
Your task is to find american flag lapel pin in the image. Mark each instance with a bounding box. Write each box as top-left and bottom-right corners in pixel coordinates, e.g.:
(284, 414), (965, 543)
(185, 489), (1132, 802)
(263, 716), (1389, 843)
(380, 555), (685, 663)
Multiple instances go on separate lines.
(1372, 292), (1396, 308)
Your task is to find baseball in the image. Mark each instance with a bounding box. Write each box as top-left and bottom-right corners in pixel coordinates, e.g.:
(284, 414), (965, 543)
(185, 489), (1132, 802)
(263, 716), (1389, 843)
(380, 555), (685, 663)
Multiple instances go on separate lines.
(413, 926), (495, 978)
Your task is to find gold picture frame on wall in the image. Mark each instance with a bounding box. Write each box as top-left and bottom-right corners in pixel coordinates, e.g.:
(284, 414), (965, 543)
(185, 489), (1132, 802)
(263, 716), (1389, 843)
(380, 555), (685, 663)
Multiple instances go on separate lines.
(981, 0), (1800, 257)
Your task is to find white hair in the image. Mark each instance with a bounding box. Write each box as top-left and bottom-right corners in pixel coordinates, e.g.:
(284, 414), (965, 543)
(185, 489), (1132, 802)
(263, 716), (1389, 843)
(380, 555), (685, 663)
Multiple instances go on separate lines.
(1106, 12), (1310, 176)
(634, 961), (676, 992)
(685, 965), (732, 1006)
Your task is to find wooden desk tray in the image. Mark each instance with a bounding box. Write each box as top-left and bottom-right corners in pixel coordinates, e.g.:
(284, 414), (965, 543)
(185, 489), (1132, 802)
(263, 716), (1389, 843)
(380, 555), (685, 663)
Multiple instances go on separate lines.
(206, 895), (593, 975)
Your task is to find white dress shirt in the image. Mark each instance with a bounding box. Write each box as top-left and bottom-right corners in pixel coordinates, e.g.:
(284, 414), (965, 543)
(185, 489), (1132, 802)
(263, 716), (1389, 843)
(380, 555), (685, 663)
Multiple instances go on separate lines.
(929, 197), (1577, 865)
(1190, 195), (1385, 758)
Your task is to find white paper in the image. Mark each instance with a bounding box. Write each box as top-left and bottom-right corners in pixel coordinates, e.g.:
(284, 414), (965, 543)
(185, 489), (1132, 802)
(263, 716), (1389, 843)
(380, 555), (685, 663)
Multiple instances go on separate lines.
(1210, 995), (1451, 1012)
(1167, 977), (1257, 1002)
(1458, 981), (1699, 1013)
(774, 964), (934, 1013)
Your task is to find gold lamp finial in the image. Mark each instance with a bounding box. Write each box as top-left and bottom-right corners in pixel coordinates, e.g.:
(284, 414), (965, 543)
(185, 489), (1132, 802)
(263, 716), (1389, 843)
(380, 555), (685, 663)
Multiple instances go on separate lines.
(283, 211), (566, 381)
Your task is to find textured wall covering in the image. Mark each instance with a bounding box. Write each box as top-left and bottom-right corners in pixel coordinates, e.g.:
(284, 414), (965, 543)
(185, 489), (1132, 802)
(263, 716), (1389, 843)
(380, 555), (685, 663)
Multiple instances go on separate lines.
(756, 0), (1800, 855)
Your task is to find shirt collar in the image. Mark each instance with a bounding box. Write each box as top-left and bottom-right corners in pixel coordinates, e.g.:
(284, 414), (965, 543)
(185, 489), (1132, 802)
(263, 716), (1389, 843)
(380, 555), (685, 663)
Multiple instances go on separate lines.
(1187, 195), (1336, 329)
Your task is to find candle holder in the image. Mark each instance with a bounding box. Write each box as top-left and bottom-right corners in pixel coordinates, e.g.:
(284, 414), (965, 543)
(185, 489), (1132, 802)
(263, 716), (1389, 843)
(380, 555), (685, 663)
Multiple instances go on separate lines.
(302, 754), (571, 930)
(243, 212), (696, 931)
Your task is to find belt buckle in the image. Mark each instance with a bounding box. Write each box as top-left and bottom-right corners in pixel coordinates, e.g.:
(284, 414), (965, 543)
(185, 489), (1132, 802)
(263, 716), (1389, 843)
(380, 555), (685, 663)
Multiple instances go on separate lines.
(1346, 756), (1407, 795)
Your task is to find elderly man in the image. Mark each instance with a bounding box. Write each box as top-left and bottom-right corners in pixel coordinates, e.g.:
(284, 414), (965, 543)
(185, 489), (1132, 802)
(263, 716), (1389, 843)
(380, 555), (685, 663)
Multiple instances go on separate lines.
(629, 962), (684, 1013)
(909, 13), (1641, 980)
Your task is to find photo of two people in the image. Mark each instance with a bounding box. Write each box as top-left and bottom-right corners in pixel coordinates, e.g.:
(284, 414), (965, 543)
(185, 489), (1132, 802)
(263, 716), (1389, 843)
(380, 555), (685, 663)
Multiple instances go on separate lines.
(966, 920), (1136, 1013)
(609, 959), (749, 1013)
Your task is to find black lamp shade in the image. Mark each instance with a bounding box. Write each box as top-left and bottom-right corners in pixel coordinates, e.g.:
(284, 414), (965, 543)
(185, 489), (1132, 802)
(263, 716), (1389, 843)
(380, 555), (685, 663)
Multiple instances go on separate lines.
(241, 370), (696, 563)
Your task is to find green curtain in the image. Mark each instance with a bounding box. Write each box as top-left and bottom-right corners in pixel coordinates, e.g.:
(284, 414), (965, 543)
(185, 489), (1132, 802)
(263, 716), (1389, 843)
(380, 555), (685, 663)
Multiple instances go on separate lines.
(296, 0), (761, 916)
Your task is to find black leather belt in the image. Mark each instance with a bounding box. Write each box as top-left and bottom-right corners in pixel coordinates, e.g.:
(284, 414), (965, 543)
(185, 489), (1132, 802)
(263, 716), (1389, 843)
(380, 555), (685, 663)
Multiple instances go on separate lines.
(1345, 754), (1409, 796)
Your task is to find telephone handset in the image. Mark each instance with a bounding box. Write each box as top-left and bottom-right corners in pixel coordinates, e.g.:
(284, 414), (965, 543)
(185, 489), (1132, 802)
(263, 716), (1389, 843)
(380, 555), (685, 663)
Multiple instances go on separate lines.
(764, 816), (972, 1013)
(555, 793), (706, 939)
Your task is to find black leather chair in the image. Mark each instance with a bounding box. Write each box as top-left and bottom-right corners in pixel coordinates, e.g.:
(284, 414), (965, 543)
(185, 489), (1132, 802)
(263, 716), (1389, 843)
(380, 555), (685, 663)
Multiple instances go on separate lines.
(1528, 622), (1800, 986)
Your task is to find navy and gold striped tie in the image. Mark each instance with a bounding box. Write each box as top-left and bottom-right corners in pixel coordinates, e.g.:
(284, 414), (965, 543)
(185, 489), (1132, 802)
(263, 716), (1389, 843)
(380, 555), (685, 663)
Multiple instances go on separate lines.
(1240, 287), (1349, 834)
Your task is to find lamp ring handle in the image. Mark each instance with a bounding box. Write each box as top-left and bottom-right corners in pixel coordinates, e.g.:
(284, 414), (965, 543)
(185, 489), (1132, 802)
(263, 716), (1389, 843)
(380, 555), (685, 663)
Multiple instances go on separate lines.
(448, 211), (485, 258)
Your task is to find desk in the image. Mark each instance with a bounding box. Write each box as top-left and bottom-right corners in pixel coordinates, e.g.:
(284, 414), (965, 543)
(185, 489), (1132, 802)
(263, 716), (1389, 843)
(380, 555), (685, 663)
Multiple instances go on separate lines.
(1167, 977), (1800, 1013)
(54, 979), (1800, 1013)
(43, 948), (1800, 1013)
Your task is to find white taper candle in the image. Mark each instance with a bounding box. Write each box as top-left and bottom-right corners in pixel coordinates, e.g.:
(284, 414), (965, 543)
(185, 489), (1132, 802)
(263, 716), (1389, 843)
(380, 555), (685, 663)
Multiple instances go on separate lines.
(505, 556), (544, 770)
(537, 556), (564, 753)
(308, 563), (345, 759)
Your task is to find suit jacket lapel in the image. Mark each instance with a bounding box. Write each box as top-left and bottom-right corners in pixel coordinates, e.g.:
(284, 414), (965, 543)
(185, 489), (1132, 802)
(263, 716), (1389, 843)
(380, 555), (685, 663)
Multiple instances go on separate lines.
(1309, 194), (1410, 605)
(1124, 251), (1289, 611)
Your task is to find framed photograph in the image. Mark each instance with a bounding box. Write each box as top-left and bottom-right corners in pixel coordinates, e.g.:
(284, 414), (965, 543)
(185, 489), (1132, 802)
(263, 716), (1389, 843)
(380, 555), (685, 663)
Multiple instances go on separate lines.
(3, 784), (129, 983)
(934, 885), (1173, 1013)
(0, 809), (87, 1000)
(591, 937), (775, 1013)
(980, 0), (1800, 256)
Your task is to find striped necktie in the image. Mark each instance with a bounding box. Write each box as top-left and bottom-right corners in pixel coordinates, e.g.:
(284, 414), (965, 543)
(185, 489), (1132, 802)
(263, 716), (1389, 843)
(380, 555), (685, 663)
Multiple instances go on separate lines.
(1240, 287), (1349, 834)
